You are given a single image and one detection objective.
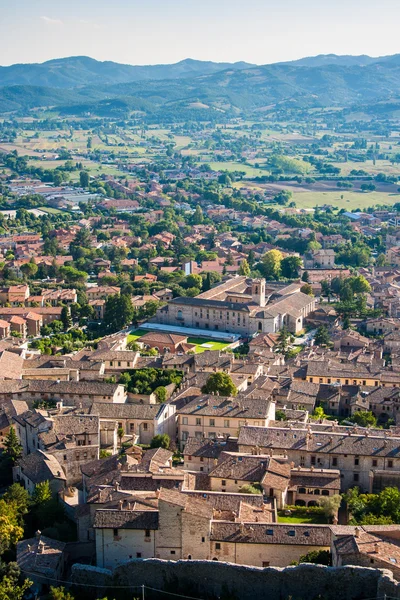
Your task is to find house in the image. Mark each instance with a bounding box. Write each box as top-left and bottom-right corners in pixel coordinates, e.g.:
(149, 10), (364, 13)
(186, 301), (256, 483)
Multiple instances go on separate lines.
(177, 394), (275, 448)
(332, 525), (400, 580)
(0, 400), (28, 448)
(0, 319), (10, 338)
(13, 450), (66, 494)
(89, 402), (176, 446)
(86, 286), (120, 301)
(17, 534), (66, 593)
(303, 249), (335, 269)
(138, 332), (195, 354)
(183, 437), (239, 473)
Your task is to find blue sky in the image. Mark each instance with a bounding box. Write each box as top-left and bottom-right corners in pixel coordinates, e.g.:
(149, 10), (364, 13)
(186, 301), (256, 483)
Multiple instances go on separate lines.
(1, 0), (399, 66)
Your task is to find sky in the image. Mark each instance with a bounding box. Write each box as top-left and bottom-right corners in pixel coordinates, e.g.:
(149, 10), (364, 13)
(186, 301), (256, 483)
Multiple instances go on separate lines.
(1, 0), (400, 66)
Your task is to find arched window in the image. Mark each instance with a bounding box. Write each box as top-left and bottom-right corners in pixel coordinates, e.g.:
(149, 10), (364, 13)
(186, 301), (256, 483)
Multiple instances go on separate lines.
(258, 322), (262, 332)
(255, 286), (259, 294)
(314, 489), (320, 495)
(187, 555), (192, 560)
(321, 490), (329, 496)
(298, 487), (306, 494)
(177, 309), (183, 320)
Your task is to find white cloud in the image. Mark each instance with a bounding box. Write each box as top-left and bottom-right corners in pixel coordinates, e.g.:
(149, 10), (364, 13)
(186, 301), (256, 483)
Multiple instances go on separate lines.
(40, 16), (63, 26)
(78, 19), (102, 30)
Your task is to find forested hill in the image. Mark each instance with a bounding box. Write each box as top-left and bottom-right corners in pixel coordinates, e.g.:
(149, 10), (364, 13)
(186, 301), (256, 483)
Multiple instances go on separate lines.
(0, 56), (255, 88)
(2, 54), (400, 116)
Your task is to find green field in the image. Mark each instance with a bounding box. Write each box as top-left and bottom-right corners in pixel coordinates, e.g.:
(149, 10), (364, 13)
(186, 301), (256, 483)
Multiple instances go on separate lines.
(288, 190), (400, 210)
(208, 161), (268, 178)
(38, 206), (65, 215)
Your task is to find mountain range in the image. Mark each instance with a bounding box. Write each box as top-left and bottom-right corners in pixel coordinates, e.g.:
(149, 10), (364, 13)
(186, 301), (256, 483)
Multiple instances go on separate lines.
(1, 54), (400, 116)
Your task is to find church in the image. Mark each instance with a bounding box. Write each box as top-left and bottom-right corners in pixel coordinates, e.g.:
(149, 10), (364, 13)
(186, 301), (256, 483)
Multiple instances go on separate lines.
(155, 276), (315, 337)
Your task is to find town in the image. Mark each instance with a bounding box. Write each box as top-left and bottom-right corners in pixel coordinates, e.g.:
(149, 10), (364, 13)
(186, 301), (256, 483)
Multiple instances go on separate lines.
(2, 36), (400, 600)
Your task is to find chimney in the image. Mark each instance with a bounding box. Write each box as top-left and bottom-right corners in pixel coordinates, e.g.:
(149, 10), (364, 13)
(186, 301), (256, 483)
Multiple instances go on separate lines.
(35, 530), (41, 539)
(119, 500), (123, 511)
(374, 542), (379, 553)
(114, 481), (120, 491)
(37, 541), (44, 554)
(354, 526), (360, 538)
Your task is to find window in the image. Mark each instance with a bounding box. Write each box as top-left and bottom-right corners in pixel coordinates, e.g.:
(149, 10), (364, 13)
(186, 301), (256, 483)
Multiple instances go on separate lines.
(182, 417), (188, 425)
(388, 460), (394, 468)
(136, 552), (142, 558)
(332, 457), (338, 467)
(262, 562), (270, 567)
(196, 418), (201, 426)
(130, 423), (134, 432)
(288, 530), (296, 537)
(145, 530), (150, 538)
(266, 529), (274, 536)
(171, 550), (176, 555)
(182, 432), (189, 441)
(372, 459), (377, 467)
(354, 457), (359, 466)
(224, 420), (230, 428)
(298, 487), (306, 494)
(143, 423), (148, 431)
(311, 456), (316, 465)
(202, 537), (205, 543)
(215, 543), (221, 550)
(113, 528), (119, 538)
(209, 419), (215, 426)
(222, 480), (226, 486)
(354, 473), (359, 482)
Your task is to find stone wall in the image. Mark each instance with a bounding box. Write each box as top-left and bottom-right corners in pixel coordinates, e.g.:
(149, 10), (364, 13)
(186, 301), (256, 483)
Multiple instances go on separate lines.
(70, 559), (400, 600)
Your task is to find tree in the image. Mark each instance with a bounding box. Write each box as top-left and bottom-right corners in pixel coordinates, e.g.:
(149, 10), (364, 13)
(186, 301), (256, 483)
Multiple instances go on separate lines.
(300, 283), (313, 296)
(281, 256), (302, 279)
(79, 171), (89, 188)
(276, 326), (292, 356)
(275, 410), (287, 421)
(314, 326), (331, 347)
(312, 406), (327, 421)
(192, 205), (204, 225)
(49, 586), (75, 600)
(261, 250), (282, 280)
(119, 372), (132, 388)
(61, 306), (72, 331)
(154, 386), (167, 403)
(201, 372), (238, 397)
(3, 484), (30, 521)
(376, 253), (387, 267)
(0, 564), (32, 600)
(297, 550), (331, 566)
(117, 427), (124, 447)
(20, 262), (38, 279)
(104, 294), (134, 333)
(32, 480), (52, 504)
(301, 270), (309, 282)
(318, 494), (342, 521)
(238, 484), (262, 495)
(4, 427), (22, 463)
(238, 259), (251, 277)
(150, 434), (170, 449)
(349, 275), (371, 295)
(349, 411), (377, 428)
(0, 500), (24, 555)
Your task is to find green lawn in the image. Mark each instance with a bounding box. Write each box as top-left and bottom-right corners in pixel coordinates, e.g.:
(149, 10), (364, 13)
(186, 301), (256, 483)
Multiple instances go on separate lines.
(277, 511), (327, 524)
(186, 337), (230, 353)
(127, 329), (149, 343)
(207, 161), (268, 178)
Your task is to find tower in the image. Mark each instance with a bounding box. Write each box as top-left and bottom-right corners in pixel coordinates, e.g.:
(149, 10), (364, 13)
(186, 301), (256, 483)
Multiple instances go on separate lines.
(251, 278), (266, 307)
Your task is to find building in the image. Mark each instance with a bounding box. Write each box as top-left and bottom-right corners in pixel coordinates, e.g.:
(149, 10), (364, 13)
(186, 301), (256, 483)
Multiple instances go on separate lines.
(155, 277), (315, 336)
(177, 394), (275, 448)
(238, 425), (400, 493)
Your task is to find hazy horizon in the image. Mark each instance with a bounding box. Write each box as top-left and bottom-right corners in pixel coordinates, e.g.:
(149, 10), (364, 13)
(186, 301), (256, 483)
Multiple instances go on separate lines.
(1, 0), (400, 67)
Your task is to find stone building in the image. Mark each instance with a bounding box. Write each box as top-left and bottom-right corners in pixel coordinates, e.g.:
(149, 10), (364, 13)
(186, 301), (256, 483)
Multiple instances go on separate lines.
(155, 276), (315, 336)
(177, 394), (275, 448)
(238, 425), (400, 493)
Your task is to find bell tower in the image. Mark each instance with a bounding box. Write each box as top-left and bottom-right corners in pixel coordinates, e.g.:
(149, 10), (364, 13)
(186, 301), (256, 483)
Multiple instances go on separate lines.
(252, 278), (266, 307)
